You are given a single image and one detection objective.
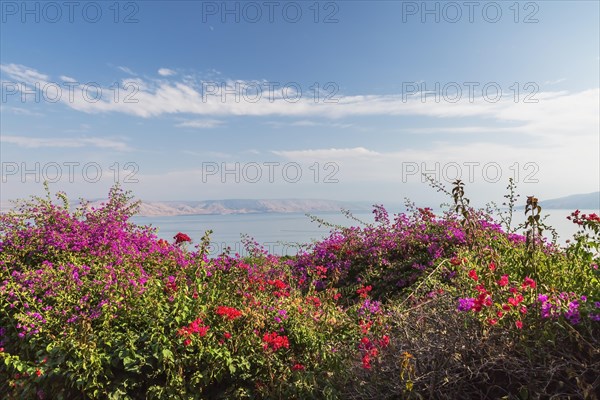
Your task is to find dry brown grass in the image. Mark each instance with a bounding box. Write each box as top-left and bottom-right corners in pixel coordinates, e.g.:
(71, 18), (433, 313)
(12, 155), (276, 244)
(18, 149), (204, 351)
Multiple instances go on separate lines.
(341, 295), (600, 399)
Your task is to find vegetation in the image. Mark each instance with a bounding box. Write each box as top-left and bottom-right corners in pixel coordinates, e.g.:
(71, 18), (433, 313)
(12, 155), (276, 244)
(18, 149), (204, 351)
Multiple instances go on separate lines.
(1, 181), (598, 399)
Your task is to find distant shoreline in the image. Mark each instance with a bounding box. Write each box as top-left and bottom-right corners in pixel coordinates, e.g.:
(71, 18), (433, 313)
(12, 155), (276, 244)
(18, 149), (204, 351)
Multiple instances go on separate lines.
(2, 192), (598, 217)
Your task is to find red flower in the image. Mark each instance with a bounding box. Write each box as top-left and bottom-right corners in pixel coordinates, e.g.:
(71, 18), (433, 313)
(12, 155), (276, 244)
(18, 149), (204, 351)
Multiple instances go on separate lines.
(520, 306), (527, 314)
(362, 354), (371, 369)
(357, 285), (372, 298)
(35, 369), (42, 377)
(238, 262), (250, 270)
(262, 332), (290, 352)
(306, 296), (322, 308)
(497, 275), (509, 287)
(515, 320), (523, 329)
(178, 317), (210, 338)
(315, 265), (328, 279)
(488, 262), (496, 271)
(216, 306), (243, 321)
(292, 363), (305, 371)
(359, 320), (373, 334)
(267, 279), (287, 290)
(482, 294), (493, 307)
(474, 292), (492, 310)
(379, 335), (390, 348)
(174, 232), (192, 245)
(521, 277), (536, 290)
(197, 326), (209, 336)
(223, 332), (232, 339)
(508, 294), (524, 307)
(468, 269), (478, 281)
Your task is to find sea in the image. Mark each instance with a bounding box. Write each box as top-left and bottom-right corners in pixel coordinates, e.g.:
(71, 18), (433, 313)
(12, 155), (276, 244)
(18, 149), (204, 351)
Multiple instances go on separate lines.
(131, 209), (600, 257)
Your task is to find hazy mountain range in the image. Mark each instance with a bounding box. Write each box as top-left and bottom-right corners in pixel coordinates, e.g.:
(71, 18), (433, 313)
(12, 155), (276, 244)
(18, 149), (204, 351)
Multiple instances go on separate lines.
(1, 192), (598, 216)
(0, 198), (370, 216)
(521, 192), (600, 210)
(128, 191), (600, 216)
(102, 199), (371, 216)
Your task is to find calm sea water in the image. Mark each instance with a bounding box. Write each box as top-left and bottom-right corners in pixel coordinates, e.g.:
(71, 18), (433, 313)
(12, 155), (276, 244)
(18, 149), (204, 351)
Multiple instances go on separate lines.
(131, 209), (599, 257)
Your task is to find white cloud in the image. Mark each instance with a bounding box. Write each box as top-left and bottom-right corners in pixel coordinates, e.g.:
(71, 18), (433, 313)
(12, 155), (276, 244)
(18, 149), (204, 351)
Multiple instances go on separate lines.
(182, 150), (232, 158)
(270, 140), (599, 202)
(175, 119), (224, 129)
(544, 78), (566, 85)
(273, 147), (380, 160)
(1, 64), (598, 146)
(109, 139), (595, 204)
(1, 135), (130, 151)
(395, 126), (520, 134)
(158, 68), (176, 77)
(266, 120), (353, 129)
(117, 66), (136, 75)
(2, 106), (44, 116)
(60, 75), (77, 83)
(0, 63), (49, 82)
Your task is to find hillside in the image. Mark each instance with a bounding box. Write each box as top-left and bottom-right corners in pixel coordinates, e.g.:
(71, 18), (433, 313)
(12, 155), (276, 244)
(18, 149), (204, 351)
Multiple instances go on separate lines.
(109, 199), (369, 216)
(528, 192), (600, 210)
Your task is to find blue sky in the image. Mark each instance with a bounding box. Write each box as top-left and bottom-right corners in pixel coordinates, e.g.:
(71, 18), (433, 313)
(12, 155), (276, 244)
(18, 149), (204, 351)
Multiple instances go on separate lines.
(1, 0), (599, 207)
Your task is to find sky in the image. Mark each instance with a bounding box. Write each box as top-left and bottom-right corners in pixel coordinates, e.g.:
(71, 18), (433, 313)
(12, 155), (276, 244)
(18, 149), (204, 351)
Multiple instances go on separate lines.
(1, 0), (599, 208)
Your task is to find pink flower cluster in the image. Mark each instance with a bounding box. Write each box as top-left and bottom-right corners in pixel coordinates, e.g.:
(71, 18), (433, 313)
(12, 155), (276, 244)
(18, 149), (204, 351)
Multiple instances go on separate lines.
(458, 265), (537, 329)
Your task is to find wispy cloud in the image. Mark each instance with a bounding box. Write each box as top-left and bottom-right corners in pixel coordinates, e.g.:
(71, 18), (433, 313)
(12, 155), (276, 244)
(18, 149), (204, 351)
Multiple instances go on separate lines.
(182, 150), (232, 158)
(395, 126), (524, 134)
(2, 64), (598, 143)
(175, 119), (224, 129)
(1, 135), (131, 151)
(60, 75), (77, 83)
(0, 106), (44, 117)
(117, 66), (136, 75)
(271, 140), (598, 198)
(158, 68), (176, 77)
(273, 147), (379, 160)
(1, 63), (48, 82)
(544, 78), (566, 85)
(266, 120), (353, 129)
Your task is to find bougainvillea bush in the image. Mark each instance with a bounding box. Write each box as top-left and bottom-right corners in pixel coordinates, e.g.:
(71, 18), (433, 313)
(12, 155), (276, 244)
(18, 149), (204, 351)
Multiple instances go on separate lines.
(1, 183), (599, 399)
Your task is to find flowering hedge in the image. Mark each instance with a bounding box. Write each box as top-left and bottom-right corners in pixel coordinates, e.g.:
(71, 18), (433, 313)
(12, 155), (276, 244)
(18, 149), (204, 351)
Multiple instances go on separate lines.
(1, 184), (598, 398)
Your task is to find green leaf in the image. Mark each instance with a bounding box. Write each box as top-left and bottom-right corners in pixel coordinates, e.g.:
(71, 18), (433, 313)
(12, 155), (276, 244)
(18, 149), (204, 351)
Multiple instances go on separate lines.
(161, 349), (174, 362)
(123, 356), (135, 367)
